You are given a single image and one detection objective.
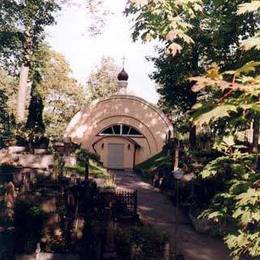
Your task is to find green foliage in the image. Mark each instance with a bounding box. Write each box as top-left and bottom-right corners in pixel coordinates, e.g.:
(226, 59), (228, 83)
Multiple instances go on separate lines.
(0, 89), (12, 147)
(0, 45), (86, 139)
(126, 0), (202, 54)
(136, 151), (171, 179)
(115, 225), (168, 259)
(0, 69), (17, 146)
(76, 147), (101, 163)
(87, 56), (120, 101)
(37, 46), (86, 138)
(66, 159), (108, 179)
(26, 87), (45, 132)
(14, 199), (47, 253)
(149, 0), (259, 112)
(129, 1), (260, 258)
(199, 150), (260, 259)
(0, 0), (61, 71)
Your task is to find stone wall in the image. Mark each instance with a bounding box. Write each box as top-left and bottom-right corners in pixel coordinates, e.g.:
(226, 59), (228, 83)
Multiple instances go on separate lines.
(0, 151), (76, 170)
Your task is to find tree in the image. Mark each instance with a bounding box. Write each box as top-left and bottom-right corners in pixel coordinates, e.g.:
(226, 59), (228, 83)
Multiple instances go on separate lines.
(0, 69), (17, 146)
(0, 0), (61, 122)
(0, 44), (86, 139)
(25, 71), (45, 132)
(128, 0), (260, 258)
(0, 69), (18, 115)
(38, 46), (87, 138)
(86, 0), (111, 36)
(151, 0), (259, 107)
(126, 0), (202, 55)
(137, 0), (259, 146)
(86, 57), (120, 101)
(189, 3), (260, 253)
(0, 88), (12, 147)
(190, 61), (260, 259)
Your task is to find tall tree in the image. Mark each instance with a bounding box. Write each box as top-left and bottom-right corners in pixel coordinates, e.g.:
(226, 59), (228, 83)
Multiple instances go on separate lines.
(0, 45), (86, 139)
(86, 57), (120, 101)
(0, 0), (61, 122)
(152, 0), (258, 107)
(130, 0), (259, 145)
(37, 46), (87, 138)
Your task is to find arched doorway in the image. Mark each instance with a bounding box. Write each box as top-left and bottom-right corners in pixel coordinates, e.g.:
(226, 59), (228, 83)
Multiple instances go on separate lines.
(92, 124), (142, 169)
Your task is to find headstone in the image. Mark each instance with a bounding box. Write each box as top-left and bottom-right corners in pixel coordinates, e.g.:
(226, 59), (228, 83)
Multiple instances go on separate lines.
(4, 181), (16, 217)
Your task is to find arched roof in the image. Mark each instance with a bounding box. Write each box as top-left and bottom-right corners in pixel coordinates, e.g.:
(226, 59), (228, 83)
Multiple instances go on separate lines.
(65, 94), (173, 154)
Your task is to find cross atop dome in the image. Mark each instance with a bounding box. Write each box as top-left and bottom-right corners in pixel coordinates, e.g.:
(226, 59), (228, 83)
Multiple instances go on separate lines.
(117, 57), (129, 81)
(117, 57), (129, 94)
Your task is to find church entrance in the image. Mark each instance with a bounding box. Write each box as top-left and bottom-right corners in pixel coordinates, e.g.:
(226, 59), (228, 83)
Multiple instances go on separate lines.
(92, 125), (143, 170)
(107, 143), (125, 169)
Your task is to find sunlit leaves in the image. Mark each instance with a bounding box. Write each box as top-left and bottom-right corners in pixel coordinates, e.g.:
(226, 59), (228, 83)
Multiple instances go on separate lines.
(230, 61), (260, 77)
(225, 231), (260, 259)
(237, 1), (260, 52)
(237, 1), (260, 15)
(199, 150), (260, 258)
(190, 60), (260, 129)
(236, 188), (260, 206)
(0, 0), (61, 71)
(192, 104), (237, 127)
(199, 155), (231, 178)
(126, 0), (202, 55)
(86, 56), (120, 102)
(241, 34), (260, 51)
(167, 42), (183, 56)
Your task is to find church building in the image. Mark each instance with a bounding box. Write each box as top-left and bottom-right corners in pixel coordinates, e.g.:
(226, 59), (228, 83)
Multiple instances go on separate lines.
(65, 68), (173, 170)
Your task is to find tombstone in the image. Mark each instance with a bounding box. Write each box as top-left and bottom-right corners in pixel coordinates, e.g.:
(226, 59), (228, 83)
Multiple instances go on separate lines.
(103, 204), (117, 259)
(164, 242), (171, 260)
(20, 174), (30, 193)
(4, 181), (16, 217)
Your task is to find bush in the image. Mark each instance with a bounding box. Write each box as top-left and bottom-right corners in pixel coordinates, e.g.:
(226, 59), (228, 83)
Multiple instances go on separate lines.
(115, 225), (168, 259)
(76, 148), (101, 165)
(14, 200), (47, 253)
(198, 152), (260, 259)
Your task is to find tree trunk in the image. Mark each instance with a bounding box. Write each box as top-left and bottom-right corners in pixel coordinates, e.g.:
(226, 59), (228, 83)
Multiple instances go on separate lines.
(172, 138), (180, 171)
(252, 114), (259, 153)
(189, 125), (197, 148)
(252, 114), (260, 171)
(17, 28), (33, 123)
(17, 64), (29, 122)
(174, 144), (180, 171)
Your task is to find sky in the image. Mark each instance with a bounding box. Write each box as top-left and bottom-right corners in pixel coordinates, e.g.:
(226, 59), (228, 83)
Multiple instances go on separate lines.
(46, 0), (160, 104)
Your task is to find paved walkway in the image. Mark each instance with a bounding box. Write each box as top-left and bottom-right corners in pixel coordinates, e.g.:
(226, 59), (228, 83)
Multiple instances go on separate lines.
(112, 170), (231, 260)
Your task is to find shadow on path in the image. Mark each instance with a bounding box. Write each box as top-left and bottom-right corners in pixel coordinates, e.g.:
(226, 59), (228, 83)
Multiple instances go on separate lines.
(112, 170), (231, 260)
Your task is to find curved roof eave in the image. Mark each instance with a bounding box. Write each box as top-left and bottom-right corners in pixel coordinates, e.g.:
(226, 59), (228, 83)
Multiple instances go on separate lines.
(84, 94), (173, 130)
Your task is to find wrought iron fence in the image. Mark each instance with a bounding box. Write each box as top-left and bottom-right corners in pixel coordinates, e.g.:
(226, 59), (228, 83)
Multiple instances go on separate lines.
(112, 189), (137, 217)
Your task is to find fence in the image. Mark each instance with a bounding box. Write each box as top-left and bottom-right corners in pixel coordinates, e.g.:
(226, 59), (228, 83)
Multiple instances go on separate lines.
(113, 189), (137, 217)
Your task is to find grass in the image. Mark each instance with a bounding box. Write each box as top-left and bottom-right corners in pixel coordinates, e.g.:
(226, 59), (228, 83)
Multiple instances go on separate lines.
(135, 151), (171, 180)
(65, 159), (109, 179)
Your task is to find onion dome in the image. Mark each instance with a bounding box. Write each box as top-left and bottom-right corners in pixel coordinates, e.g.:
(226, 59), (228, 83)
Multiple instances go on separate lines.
(117, 68), (129, 81)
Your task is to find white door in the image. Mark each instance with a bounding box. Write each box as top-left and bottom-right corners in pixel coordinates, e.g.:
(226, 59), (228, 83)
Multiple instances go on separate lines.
(107, 143), (124, 169)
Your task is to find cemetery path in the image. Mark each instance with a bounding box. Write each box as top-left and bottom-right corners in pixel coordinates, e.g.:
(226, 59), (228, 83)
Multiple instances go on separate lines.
(112, 170), (231, 260)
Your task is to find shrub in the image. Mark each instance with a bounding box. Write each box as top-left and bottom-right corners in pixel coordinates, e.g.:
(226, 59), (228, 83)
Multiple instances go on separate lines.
(14, 200), (47, 253)
(76, 148), (101, 165)
(115, 225), (168, 259)
(198, 152), (260, 259)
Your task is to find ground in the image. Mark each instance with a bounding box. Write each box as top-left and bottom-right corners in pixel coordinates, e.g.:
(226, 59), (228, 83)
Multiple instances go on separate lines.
(112, 170), (231, 260)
